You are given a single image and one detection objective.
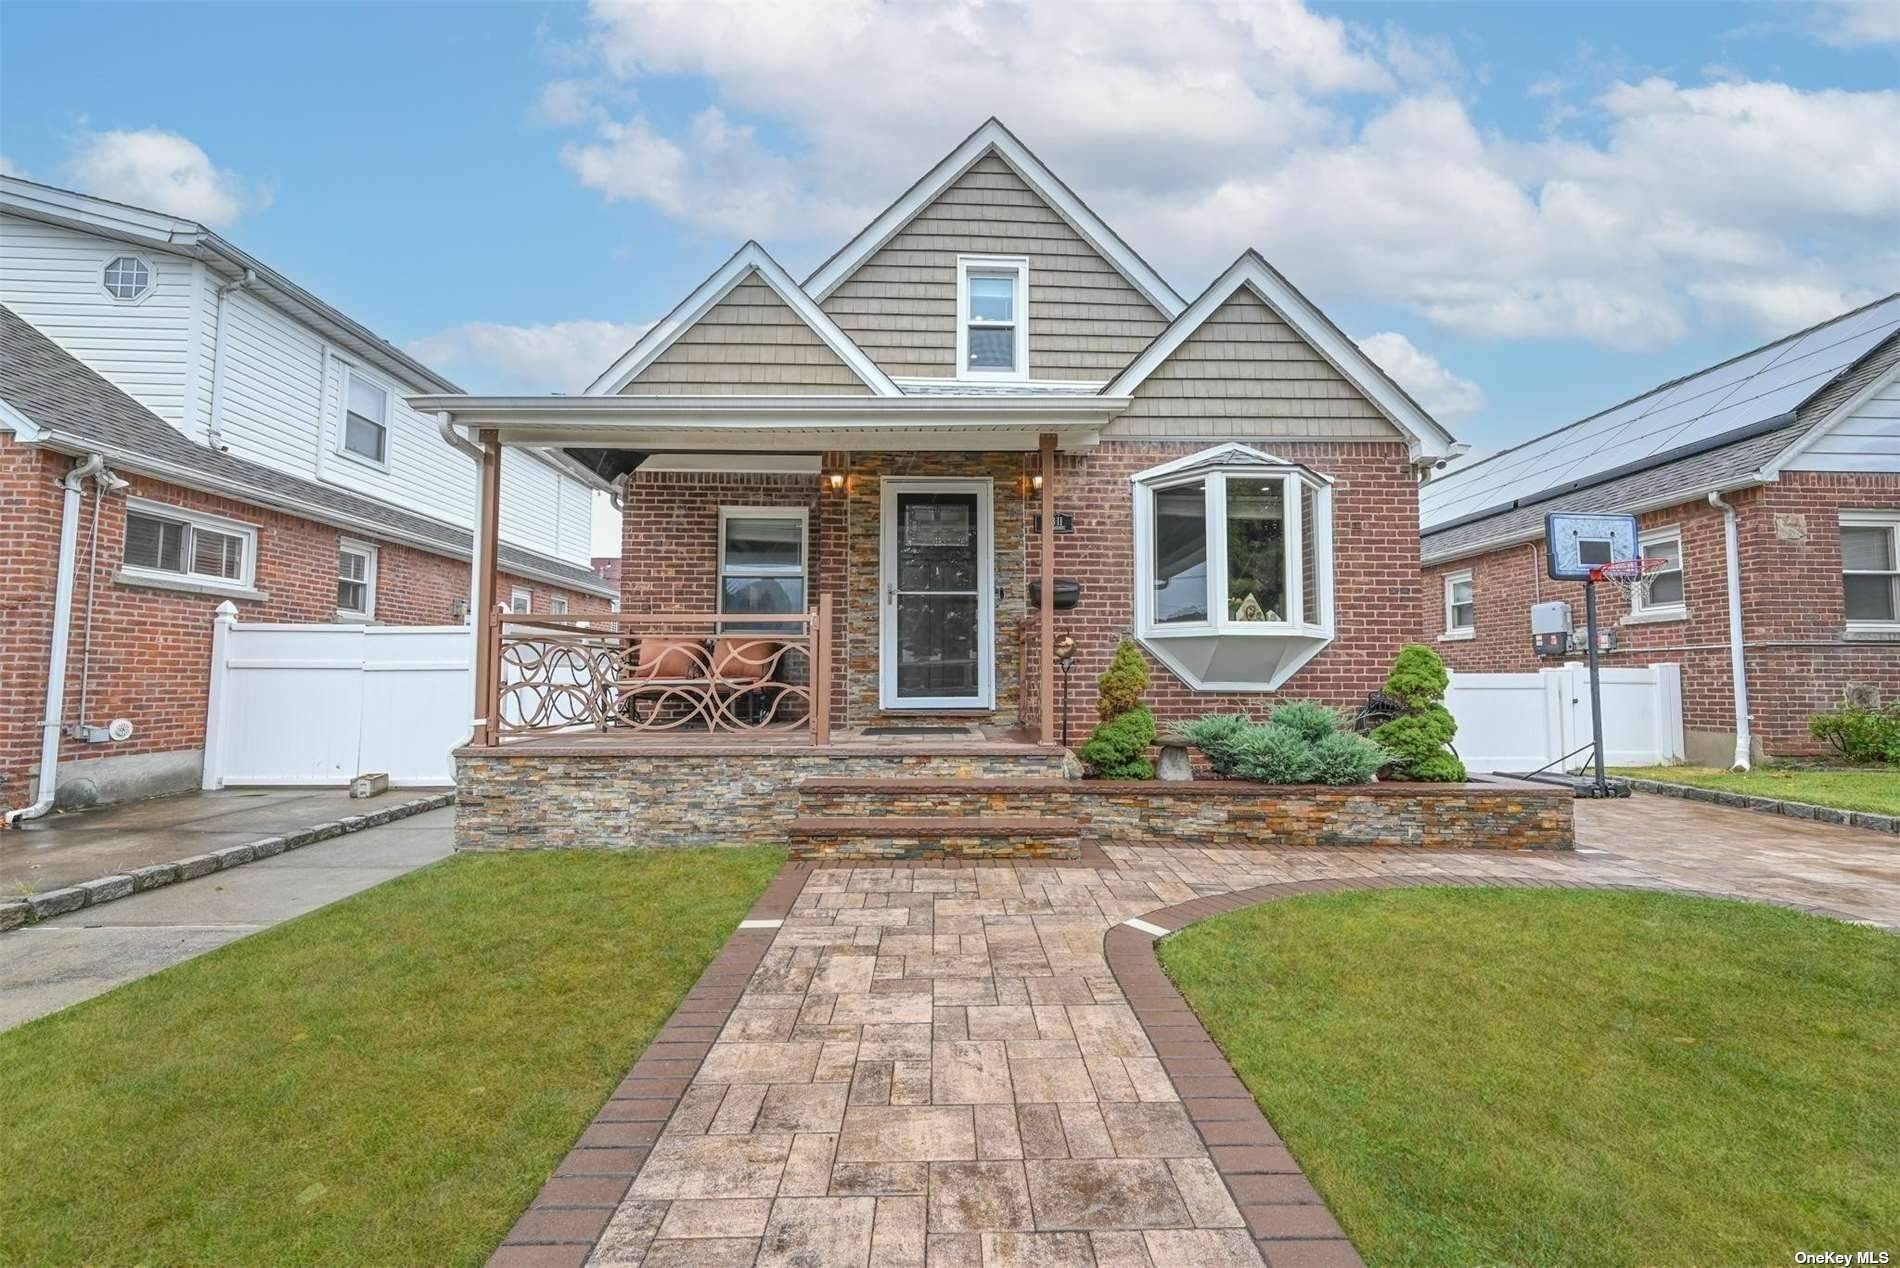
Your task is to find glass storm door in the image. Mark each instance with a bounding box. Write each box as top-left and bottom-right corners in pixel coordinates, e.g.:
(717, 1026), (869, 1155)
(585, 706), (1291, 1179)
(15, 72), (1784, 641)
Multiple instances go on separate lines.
(880, 480), (994, 710)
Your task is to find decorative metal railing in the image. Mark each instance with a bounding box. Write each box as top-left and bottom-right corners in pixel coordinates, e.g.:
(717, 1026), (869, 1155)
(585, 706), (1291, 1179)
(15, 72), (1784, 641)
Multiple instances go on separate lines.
(487, 599), (832, 743)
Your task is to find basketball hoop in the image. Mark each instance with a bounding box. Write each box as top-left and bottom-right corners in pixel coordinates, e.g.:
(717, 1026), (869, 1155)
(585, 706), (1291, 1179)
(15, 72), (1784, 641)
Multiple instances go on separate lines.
(1591, 557), (1669, 608)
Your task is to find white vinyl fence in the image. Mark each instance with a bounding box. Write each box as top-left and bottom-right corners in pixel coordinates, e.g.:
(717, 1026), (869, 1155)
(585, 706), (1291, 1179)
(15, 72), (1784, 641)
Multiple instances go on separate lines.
(202, 605), (473, 788)
(1446, 663), (1685, 773)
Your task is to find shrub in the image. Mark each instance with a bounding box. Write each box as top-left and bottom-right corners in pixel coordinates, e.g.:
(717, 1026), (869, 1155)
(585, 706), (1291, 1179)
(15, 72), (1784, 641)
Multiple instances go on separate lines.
(1808, 700), (1900, 765)
(1078, 706), (1157, 780)
(1096, 639), (1151, 722)
(1308, 731), (1390, 785)
(1267, 700), (1341, 745)
(1226, 723), (1317, 784)
(1180, 713), (1252, 776)
(1370, 644), (1466, 782)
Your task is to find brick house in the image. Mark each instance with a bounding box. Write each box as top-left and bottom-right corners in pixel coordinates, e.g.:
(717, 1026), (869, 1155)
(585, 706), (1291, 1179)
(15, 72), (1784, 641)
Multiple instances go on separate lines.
(428, 119), (1476, 852)
(1, 314), (611, 816)
(1419, 298), (1900, 767)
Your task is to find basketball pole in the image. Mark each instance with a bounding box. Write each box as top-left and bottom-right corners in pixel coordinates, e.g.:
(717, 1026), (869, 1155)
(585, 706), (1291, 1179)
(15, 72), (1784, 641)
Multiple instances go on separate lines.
(1582, 577), (1610, 796)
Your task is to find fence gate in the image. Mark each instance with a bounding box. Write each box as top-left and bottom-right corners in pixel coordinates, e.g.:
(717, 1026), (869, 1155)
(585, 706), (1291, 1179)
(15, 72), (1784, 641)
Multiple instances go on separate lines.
(202, 606), (472, 788)
(1446, 663), (1684, 773)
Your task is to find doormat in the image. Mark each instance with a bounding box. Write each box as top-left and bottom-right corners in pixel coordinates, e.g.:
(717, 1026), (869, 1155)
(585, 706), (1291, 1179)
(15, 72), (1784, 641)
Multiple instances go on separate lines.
(859, 725), (976, 737)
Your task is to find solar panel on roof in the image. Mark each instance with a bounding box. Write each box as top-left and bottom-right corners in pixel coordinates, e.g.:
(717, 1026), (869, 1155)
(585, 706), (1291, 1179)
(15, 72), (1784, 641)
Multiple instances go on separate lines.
(1420, 295), (1900, 531)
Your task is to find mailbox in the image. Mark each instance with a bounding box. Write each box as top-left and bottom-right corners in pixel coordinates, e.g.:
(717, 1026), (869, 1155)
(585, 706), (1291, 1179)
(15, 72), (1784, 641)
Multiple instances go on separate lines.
(1029, 578), (1082, 611)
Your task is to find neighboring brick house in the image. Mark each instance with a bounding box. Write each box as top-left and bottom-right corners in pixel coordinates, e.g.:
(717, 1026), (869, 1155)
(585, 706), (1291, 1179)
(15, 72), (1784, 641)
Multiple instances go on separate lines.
(1419, 298), (1900, 766)
(1, 308), (611, 813)
(424, 118), (1463, 751)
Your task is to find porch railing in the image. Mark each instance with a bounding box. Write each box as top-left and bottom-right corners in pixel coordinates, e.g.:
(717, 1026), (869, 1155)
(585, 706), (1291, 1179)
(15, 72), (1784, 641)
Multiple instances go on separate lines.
(485, 595), (832, 744)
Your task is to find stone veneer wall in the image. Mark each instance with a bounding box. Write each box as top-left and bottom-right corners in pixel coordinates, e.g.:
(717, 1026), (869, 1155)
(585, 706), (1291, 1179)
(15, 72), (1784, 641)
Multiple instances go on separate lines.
(452, 748), (1078, 850)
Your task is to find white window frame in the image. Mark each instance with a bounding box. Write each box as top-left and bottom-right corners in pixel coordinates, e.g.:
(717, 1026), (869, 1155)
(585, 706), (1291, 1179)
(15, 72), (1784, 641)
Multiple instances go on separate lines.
(955, 255), (1029, 383)
(1628, 526), (1686, 620)
(1442, 569), (1475, 640)
(119, 497), (258, 592)
(1841, 509), (1900, 632)
(550, 596), (569, 615)
(1130, 447), (1336, 691)
(336, 539), (378, 620)
(100, 253), (157, 305)
(718, 506), (810, 627)
(510, 586), (533, 614)
(336, 363), (393, 471)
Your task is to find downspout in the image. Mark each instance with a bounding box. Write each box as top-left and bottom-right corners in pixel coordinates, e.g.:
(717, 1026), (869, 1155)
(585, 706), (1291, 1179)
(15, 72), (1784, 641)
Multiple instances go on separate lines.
(204, 268), (258, 451)
(1707, 490), (1753, 771)
(7, 454), (107, 825)
(437, 413), (488, 749)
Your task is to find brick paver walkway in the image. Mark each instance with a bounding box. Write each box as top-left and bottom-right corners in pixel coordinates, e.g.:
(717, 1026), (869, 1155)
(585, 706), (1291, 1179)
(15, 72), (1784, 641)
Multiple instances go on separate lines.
(495, 797), (1900, 1268)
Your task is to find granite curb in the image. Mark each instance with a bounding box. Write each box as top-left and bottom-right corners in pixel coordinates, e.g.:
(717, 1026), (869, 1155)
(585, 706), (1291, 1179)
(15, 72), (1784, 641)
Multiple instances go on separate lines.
(485, 861), (814, 1268)
(1104, 871), (1894, 1268)
(0, 792), (456, 933)
(1620, 777), (1898, 835)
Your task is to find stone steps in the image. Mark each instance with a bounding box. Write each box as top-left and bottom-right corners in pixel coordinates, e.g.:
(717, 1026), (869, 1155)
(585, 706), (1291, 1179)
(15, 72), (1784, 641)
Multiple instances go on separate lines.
(786, 813), (1081, 862)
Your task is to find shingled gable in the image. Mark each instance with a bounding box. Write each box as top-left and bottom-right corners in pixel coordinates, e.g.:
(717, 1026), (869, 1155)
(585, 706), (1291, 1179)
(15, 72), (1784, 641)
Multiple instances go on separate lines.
(804, 118), (1185, 321)
(586, 242), (899, 397)
(1105, 250), (1460, 463)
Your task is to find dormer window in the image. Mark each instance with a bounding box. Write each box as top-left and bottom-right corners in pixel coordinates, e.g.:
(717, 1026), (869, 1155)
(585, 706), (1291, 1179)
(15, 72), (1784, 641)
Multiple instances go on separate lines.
(1132, 445), (1335, 691)
(957, 255), (1028, 380)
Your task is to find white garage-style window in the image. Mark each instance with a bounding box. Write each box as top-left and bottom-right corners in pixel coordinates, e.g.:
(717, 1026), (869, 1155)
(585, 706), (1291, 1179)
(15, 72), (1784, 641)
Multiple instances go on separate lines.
(1131, 444), (1334, 691)
(337, 540), (377, 618)
(956, 255), (1028, 381)
(120, 498), (257, 592)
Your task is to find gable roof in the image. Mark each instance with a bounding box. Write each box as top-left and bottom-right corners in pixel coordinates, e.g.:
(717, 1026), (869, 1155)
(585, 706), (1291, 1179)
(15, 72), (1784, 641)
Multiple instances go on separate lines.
(803, 118), (1185, 321)
(1420, 292), (1900, 535)
(1419, 321), (1900, 564)
(0, 305), (614, 599)
(587, 242), (899, 397)
(1104, 251), (1460, 461)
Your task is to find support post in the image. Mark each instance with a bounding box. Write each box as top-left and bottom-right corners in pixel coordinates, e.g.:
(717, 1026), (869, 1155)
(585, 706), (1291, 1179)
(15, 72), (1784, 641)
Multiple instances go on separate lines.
(472, 430), (502, 746)
(813, 594), (833, 747)
(1038, 433), (1057, 746)
(1583, 579), (1609, 795)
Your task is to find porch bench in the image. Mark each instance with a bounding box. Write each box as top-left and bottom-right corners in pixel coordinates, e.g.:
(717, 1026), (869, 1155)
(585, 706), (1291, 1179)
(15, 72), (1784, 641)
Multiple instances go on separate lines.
(786, 814), (1081, 862)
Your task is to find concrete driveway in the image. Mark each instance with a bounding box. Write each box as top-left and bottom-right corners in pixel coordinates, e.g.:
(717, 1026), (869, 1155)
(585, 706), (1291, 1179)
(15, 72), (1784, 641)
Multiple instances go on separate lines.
(0, 808), (452, 1031)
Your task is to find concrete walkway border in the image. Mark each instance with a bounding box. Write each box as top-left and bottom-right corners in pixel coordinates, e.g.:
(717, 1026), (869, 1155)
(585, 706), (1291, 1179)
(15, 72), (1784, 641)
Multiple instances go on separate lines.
(1102, 872), (1885, 1268)
(1620, 776), (1898, 835)
(0, 792), (455, 932)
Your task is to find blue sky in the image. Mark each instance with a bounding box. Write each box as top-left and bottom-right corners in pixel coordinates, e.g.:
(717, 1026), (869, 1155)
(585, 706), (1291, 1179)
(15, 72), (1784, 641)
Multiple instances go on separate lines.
(4, 0), (1896, 475)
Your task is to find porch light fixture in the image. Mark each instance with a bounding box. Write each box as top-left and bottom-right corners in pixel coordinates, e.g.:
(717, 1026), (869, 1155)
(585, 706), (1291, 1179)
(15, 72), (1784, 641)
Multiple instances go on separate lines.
(1030, 473), (1045, 492)
(827, 472), (846, 491)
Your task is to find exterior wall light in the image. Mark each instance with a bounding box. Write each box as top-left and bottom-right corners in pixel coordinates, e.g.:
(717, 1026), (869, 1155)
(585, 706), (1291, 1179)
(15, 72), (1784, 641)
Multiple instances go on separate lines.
(828, 472), (846, 491)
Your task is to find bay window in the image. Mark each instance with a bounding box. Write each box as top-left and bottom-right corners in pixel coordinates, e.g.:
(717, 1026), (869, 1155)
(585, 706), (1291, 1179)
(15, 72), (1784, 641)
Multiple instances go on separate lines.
(1132, 445), (1334, 691)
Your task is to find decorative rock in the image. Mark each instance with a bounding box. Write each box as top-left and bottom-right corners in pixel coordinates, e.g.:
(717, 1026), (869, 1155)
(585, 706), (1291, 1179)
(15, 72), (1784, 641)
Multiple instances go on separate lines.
(1155, 737), (1194, 783)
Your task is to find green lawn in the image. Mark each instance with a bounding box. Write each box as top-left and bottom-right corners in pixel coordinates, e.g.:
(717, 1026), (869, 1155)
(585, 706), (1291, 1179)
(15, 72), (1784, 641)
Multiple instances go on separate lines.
(0, 847), (782, 1268)
(1162, 888), (1900, 1268)
(1614, 764), (1900, 817)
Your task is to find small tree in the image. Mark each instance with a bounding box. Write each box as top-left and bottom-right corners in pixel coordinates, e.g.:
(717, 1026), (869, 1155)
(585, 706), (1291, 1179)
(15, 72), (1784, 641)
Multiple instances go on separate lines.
(1370, 645), (1466, 782)
(1080, 638), (1156, 778)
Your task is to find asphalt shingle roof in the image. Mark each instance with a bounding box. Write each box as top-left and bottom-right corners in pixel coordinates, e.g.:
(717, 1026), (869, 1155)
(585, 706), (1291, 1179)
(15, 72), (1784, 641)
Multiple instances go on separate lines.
(0, 305), (613, 596)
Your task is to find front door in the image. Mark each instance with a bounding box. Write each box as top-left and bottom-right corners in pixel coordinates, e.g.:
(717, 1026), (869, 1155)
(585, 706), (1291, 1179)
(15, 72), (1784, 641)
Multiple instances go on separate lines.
(880, 479), (994, 710)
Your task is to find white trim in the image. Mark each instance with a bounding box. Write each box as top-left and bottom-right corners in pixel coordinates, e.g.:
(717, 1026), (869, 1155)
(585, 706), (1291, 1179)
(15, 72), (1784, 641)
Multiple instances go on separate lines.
(1840, 508), (1900, 632)
(120, 495), (260, 593)
(99, 251), (158, 305)
(1122, 918), (1171, 937)
(804, 118), (1184, 318)
(336, 537), (379, 620)
(1760, 356), (1900, 479)
(1125, 442), (1332, 486)
(586, 242), (899, 397)
(879, 478), (995, 711)
(638, 453), (822, 475)
(956, 255), (1029, 382)
(0, 395), (47, 441)
(336, 362), (392, 471)
(509, 586), (533, 615)
(893, 376), (1107, 393)
(717, 505), (810, 625)
(1630, 526), (1686, 618)
(1103, 252), (1459, 462)
(1444, 568), (1475, 637)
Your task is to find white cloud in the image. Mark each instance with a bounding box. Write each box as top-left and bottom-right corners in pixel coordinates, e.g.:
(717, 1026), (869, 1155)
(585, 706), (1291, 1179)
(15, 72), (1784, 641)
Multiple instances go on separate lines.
(1357, 331), (1485, 422)
(542, 0), (1900, 353)
(58, 129), (262, 227)
(409, 318), (655, 393)
(0, 155), (21, 178)
(1810, 0), (1900, 46)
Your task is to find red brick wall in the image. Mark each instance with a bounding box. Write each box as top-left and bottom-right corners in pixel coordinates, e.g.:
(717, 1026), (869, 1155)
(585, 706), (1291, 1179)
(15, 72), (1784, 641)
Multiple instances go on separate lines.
(1420, 472), (1900, 759)
(619, 442), (1422, 731)
(1, 442), (608, 805)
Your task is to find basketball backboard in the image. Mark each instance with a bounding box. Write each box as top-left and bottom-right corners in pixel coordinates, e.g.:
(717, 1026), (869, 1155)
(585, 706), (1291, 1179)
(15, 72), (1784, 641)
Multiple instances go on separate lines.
(1545, 512), (1638, 581)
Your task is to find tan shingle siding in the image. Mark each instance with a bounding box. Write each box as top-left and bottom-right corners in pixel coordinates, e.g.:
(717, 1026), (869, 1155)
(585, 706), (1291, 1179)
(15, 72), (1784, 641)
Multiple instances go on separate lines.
(1107, 287), (1401, 441)
(821, 154), (1169, 380)
(620, 274), (874, 396)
